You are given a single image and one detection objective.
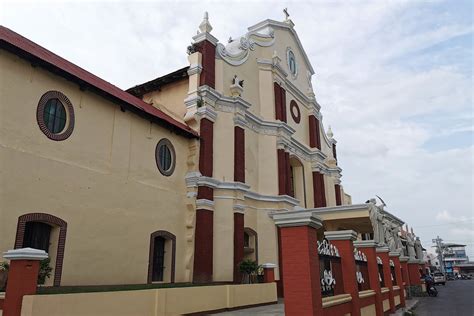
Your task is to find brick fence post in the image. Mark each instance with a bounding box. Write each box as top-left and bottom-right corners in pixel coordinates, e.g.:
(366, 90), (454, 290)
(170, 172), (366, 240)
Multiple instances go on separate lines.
(3, 248), (48, 316)
(261, 263), (277, 283)
(273, 211), (323, 316)
(354, 240), (383, 316)
(390, 251), (406, 307)
(377, 247), (395, 313)
(325, 230), (360, 316)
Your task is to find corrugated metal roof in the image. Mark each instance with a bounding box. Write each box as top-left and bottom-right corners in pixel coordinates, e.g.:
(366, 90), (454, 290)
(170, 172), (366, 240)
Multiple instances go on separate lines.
(0, 26), (198, 138)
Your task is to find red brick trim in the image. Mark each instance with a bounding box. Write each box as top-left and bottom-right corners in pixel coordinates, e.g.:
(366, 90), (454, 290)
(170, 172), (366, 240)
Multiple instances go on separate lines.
(193, 209), (214, 283)
(276, 227), (284, 298)
(147, 230), (176, 283)
(199, 118), (214, 177)
(233, 213), (244, 283)
(233, 126), (245, 183)
(290, 100), (301, 123)
(195, 41), (216, 88)
(14, 213), (67, 286)
(36, 91), (75, 141)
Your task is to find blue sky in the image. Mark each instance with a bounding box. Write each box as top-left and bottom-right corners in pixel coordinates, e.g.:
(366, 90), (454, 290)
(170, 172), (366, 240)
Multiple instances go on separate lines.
(1, 0), (473, 258)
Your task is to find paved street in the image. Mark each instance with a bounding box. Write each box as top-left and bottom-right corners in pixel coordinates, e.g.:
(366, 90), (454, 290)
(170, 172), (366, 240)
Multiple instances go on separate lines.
(415, 280), (474, 316)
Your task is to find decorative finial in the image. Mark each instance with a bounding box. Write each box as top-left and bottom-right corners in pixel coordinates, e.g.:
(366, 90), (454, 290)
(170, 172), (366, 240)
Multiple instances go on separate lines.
(327, 125), (334, 139)
(199, 11), (213, 33)
(283, 8), (290, 21)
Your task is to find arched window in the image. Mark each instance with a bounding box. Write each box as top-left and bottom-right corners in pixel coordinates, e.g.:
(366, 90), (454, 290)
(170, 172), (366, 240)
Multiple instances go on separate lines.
(148, 230), (176, 283)
(15, 213), (67, 286)
(243, 228), (258, 263)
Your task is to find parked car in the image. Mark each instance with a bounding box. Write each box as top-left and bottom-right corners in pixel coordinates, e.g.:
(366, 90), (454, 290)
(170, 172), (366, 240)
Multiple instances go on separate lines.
(432, 272), (446, 285)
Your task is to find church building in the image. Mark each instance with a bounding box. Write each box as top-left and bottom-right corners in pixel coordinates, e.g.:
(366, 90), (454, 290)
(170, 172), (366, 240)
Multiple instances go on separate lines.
(0, 13), (423, 302)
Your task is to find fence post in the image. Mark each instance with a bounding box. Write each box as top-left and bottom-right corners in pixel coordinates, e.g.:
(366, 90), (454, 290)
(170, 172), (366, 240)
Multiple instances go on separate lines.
(3, 248), (48, 316)
(273, 211), (323, 316)
(389, 251), (405, 308)
(261, 263), (277, 283)
(377, 247), (395, 313)
(324, 230), (360, 316)
(354, 240), (383, 316)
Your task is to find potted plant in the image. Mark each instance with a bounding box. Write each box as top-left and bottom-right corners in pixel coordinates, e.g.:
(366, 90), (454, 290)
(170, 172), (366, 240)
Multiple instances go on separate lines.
(239, 259), (258, 284)
(0, 261), (9, 291)
(38, 258), (53, 285)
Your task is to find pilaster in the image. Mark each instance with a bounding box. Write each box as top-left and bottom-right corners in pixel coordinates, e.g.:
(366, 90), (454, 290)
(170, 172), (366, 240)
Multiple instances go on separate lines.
(325, 230), (360, 316)
(377, 247), (395, 313)
(353, 240), (383, 316)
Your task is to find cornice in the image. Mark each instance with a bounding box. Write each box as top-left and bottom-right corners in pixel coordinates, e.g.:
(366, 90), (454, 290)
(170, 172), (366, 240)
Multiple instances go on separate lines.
(196, 199), (215, 211)
(187, 64), (203, 76)
(310, 203), (370, 215)
(192, 32), (219, 46)
(272, 210), (323, 229)
(353, 240), (378, 248)
(324, 230), (358, 241)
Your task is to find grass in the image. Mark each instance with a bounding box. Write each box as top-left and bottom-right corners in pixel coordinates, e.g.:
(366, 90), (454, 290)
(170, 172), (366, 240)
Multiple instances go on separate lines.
(37, 282), (233, 295)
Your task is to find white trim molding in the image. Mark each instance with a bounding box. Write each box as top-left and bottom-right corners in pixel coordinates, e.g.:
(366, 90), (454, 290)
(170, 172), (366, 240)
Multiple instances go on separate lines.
(3, 247), (48, 261)
(272, 210), (323, 229)
(324, 230), (358, 241)
(353, 240), (378, 248)
(376, 246), (390, 253)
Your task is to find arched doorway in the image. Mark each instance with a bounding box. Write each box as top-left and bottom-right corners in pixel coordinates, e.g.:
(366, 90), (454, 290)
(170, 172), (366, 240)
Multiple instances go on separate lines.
(289, 156), (306, 207)
(14, 213), (67, 286)
(148, 231), (176, 283)
(243, 227), (258, 263)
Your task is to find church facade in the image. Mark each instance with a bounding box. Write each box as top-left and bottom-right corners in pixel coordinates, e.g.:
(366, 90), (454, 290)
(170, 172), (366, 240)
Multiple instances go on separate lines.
(0, 12), (425, 295)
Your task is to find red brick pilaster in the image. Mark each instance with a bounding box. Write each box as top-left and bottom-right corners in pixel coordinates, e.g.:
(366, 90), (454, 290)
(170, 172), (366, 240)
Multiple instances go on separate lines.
(407, 261), (422, 285)
(199, 118), (213, 177)
(390, 253), (406, 307)
(309, 115), (321, 149)
(273, 212), (324, 316)
(277, 149), (291, 196)
(195, 40), (215, 88)
(335, 184), (342, 205)
(377, 248), (395, 313)
(233, 212), (244, 283)
(312, 171), (326, 208)
(234, 126), (245, 183)
(400, 257), (410, 286)
(262, 263), (277, 283)
(3, 248), (48, 316)
(325, 230), (360, 316)
(193, 208), (214, 283)
(355, 241), (383, 316)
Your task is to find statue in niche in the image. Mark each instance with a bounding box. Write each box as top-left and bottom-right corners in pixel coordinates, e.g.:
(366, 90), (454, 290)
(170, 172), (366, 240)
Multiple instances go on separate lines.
(367, 198), (385, 245)
(384, 221), (396, 251)
(406, 232), (416, 259)
(392, 224), (404, 253)
(415, 237), (424, 260)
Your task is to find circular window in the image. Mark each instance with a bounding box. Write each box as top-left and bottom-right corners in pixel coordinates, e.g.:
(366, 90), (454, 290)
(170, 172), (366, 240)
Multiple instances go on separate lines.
(290, 100), (301, 123)
(37, 91), (75, 141)
(287, 48), (298, 77)
(155, 139), (176, 176)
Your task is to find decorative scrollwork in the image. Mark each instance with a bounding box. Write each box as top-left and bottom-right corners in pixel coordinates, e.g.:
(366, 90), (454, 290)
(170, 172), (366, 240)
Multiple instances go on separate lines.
(321, 269), (336, 292)
(354, 248), (367, 261)
(376, 256), (383, 265)
(356, 271), (365, 284)
(318, 239), (340, 257)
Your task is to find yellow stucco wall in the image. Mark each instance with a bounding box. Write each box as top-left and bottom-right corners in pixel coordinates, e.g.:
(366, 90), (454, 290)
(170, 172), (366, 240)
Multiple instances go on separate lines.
(20, 283), (277, 316)
(0, 50), (197, 285)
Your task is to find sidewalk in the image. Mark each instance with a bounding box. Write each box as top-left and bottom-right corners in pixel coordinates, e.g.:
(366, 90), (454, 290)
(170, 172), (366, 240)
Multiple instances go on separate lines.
(214, 300), (284, 315)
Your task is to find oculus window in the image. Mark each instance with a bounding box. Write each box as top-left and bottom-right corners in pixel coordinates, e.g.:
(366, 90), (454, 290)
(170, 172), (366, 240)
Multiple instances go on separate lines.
(37, 91), (75, 141)
(156, 138), (176, 176)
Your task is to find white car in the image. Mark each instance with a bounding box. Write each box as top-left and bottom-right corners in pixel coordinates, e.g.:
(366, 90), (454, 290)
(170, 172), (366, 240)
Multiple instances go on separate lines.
(433, 272), (446, 285)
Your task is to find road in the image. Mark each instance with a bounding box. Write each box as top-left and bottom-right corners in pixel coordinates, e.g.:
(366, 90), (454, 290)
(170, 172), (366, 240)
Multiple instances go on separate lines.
(415, 280), (474, 316)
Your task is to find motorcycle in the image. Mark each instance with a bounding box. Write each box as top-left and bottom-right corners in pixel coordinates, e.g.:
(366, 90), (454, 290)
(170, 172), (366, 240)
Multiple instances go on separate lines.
(426, 281), (438, 297)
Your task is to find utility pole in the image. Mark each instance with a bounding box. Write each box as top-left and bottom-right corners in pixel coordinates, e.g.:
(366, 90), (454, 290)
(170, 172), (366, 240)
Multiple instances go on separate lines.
(432, 236), (445, 273)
